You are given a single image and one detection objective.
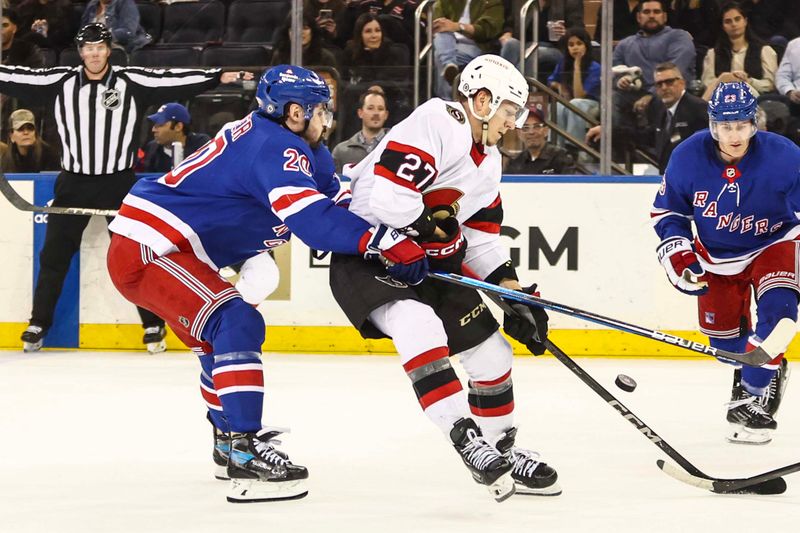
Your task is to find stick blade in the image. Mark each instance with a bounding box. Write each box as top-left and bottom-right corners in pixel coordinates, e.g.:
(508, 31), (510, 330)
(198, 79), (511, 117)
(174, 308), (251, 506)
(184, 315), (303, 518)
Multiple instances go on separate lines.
(657, 460), (787, 495)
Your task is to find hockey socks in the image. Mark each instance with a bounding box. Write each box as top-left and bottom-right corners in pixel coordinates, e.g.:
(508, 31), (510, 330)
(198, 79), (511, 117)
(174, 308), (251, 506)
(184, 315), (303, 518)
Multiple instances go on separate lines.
(468, 371), (514, 444)
(403, 346), (468, 432)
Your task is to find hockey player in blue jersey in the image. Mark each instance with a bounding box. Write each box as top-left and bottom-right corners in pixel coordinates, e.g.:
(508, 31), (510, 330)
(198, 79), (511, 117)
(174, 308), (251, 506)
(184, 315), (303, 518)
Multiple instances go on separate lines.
(652, 82), (798, 444)
(106, 65), (429, 502)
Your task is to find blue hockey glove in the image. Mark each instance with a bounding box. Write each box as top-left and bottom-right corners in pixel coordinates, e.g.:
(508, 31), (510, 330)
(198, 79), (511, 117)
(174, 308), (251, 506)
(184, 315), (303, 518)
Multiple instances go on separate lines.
(656, 237), (708, 296)
(362, 224), (428, 285)
(503, 284), (549, 355)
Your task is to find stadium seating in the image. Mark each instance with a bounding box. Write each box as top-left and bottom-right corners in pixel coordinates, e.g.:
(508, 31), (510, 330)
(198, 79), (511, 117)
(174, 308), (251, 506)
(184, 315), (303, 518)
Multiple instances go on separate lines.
(201, 44), (272, 68)
(225, 0), (288, 44)
(136, 1), (163, 43)
(161, 0), (226, 44)
(130, 45), (202, 67)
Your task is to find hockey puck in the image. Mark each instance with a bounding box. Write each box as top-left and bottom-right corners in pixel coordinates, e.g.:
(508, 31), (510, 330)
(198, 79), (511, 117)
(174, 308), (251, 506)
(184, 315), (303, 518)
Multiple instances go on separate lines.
(615, 374), (637, 392)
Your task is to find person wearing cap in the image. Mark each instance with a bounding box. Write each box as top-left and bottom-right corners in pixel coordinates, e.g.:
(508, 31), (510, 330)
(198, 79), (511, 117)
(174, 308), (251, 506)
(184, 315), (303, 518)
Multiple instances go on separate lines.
(505, 107), (576, 175)
(0, 22), (254, 354)
(0, 108), (60, 172)
(139, 103), (210, 173)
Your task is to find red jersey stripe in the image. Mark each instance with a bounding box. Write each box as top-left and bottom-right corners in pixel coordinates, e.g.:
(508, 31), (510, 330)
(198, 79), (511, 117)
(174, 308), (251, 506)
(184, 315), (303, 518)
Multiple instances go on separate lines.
(213, 369), (265, 389)
(271, 189), (320, 213)
(118, 203), (193, 253)
(375, 164), (422, 192)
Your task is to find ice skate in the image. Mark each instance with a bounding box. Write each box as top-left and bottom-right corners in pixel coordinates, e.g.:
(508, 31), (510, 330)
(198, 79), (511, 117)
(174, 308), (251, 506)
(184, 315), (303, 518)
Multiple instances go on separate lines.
(20, 325), (46, 352)
(226, 428), (308, 503)
(760, 358), (790, 416)
(726, 377), (776, 445)
(208, 416), (231, 480)
(143, 325), (166, 354)
(496, 427), (561, 496)
(450, 418), (515, 502)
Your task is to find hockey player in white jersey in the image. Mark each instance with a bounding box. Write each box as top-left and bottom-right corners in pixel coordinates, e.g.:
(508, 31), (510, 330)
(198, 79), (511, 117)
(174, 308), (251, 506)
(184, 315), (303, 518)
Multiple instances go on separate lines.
(330, 55), (560, 501)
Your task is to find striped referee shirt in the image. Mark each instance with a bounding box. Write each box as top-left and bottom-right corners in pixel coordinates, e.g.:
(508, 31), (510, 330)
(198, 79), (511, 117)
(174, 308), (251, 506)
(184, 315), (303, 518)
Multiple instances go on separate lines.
(0, 65), (222, 175)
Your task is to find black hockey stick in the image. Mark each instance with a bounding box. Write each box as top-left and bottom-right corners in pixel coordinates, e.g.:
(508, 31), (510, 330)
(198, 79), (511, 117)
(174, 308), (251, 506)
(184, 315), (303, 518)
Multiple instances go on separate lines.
(447, 276), (793, 495)
(427, 272), (794, 367)
(0, 171), (118, 216)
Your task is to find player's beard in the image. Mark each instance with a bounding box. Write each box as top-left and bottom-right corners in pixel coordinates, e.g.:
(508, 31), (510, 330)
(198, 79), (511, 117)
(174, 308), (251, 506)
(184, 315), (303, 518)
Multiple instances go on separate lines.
(306, 127), (326, 149)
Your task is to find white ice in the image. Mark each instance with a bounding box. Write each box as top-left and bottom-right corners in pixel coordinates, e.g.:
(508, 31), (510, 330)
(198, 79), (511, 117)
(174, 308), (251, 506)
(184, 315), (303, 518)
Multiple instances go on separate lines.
(0, 351), (797, 533)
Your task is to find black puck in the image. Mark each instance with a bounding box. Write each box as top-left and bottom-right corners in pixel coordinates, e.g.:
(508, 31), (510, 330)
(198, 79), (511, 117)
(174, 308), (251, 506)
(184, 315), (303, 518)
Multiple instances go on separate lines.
(615, 374), (637, 392)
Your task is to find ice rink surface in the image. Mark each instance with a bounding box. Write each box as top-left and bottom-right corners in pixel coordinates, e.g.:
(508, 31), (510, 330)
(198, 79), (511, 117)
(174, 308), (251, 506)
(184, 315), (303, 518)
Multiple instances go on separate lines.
(0, 350), (798, 533)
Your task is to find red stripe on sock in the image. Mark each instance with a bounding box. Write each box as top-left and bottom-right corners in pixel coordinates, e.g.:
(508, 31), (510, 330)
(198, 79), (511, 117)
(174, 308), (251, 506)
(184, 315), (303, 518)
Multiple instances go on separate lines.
(200, 385), (221, 406)
(470, 401), (515, 417)
(403, 346), (450, 373)
(418, 380), (462, 410)
(213, 369), (264, 389)
(472, 370), (511, 387)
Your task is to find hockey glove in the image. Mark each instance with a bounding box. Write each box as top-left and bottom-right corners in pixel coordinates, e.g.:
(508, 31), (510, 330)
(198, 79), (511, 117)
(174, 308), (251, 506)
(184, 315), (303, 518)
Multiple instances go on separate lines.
(656, 237), (708, 296)
(503, 284), (549, 356)
(362, 224), (428, 285)
(419, 217), (467, 274)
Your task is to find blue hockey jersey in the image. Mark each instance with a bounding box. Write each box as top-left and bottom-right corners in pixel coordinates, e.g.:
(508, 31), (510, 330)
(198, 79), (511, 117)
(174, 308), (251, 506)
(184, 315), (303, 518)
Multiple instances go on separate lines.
(109, 112), (364, 270)
(652, 130), (800, 274)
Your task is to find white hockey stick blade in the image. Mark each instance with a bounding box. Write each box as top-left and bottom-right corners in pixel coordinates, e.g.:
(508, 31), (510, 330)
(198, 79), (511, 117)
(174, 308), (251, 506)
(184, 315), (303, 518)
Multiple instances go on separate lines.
(759, 318), (797, 359)
(656, 459), (788, 495)
(0, 173), (118, 216)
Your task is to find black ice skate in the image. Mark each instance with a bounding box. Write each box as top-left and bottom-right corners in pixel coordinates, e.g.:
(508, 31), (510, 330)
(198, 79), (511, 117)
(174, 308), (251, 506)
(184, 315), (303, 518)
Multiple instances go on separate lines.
(20, 324), (46, 352)
(726, 376), (777, 445)
(142, 325), (167, 354)
(208, 415), (231, 480)
(759, 358), (791, 416)
(226, 428), (308, 503)
(495, 427), (561, 496)
(450, 418), (515, 502)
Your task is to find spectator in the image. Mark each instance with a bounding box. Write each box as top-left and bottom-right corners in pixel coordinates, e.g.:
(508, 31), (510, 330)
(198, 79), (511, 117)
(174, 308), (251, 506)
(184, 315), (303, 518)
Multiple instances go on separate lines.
(0, 108), (60, 172)
(331, 88), (389, 173)
(271, 12), (339, 71)
(343, 13), (408, 84)
(547, 27), (601, 151)
(138, 103), (210, 174)
(81, 0), (151, 53)
(741, 0), (799, 43)
(667, 0), (721, 73)
(2, 8), (45, 67)
(336, 0), (418, 49)
(774, 36), (800, 115)
(16, 0), (73, 52)
(612, 1), (695, 132)
(499, 0), (584, 80)
(701, 1), (777, 100)
(594, 0), (641, 42)
(505, 107), (576, 174)
(305, 0), (348, 48)
(431, 0), (504, 99)
(645, 62), (708, 172)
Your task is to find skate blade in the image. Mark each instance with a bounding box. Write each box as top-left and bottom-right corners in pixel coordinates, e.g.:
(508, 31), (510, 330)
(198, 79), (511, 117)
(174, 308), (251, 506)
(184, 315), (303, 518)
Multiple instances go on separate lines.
(488, 471), (516, 503)
(514, 480), (563, 496)
(227, 478), (308, 503)
(23, 341), (42, 353)
(214, 464), (230, 481)
(146, 340), (167, 354)
(727, 424), (772, 445)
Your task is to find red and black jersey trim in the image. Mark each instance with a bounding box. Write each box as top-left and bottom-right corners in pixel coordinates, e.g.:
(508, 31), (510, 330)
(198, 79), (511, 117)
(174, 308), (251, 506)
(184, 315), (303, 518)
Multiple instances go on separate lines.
(468, 387), (514, 417)
(464, 194), (503, 234)
(374, 141), (439, 192)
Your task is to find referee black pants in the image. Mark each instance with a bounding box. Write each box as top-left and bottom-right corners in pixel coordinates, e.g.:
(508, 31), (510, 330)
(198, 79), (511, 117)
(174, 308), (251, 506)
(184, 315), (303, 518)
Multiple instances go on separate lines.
(30, 169), (164, 331)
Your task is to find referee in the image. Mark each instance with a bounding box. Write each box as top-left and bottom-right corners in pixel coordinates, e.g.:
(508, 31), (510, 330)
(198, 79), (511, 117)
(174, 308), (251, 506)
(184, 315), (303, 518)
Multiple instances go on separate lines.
(0, 23), (253, 352)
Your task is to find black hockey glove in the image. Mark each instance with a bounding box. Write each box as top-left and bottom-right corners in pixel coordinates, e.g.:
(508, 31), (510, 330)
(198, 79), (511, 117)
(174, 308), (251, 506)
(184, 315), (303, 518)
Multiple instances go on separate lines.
(503, 284), (549, 355)
(419, 217), (467, 274)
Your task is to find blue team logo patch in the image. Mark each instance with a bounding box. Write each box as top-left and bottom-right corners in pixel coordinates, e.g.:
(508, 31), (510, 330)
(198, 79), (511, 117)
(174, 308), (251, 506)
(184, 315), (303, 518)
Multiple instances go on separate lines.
(704, 312), (715, 325)
(658, 175), (666, 196)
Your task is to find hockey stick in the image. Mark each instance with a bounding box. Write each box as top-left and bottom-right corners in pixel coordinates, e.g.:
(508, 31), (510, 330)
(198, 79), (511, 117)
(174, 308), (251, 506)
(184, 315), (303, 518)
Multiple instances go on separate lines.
(450, 277), (792, 495)
(0, 172), (118, 216)
(427, 272), (795, 368)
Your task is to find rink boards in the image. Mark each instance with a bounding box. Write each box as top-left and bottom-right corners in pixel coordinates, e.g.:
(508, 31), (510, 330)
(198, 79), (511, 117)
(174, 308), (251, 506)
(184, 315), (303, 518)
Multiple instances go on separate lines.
(0, 173), (784, 356)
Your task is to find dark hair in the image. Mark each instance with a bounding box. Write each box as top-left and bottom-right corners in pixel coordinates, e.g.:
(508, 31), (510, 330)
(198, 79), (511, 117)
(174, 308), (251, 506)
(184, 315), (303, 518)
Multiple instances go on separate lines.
(636, 0), (668, 14)
(714, 1), (765, 77)
(358, 88), (388, 111)
(654, 61), (683, 77)
(2, 8), (19, 26)
(346, 13), (388, 64)
(557, 27), (595, 93)
(273, 12), (327, 65)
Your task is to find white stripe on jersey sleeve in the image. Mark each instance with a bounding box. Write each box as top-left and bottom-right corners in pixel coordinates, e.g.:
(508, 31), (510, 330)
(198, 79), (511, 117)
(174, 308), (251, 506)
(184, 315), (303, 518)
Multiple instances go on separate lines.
(0, 66), (72, 85)
(267, 185), (327, 221)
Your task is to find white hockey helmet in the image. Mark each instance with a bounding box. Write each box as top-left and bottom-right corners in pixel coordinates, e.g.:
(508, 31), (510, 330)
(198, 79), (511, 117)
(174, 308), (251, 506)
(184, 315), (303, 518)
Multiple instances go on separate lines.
(457, 54), (530, 127)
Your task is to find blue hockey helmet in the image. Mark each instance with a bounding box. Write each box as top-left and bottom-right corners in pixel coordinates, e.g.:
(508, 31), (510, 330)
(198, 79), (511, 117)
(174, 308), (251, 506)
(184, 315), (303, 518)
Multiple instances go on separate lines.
(708, 82), (758, 140)
(256, 65), (331, 124)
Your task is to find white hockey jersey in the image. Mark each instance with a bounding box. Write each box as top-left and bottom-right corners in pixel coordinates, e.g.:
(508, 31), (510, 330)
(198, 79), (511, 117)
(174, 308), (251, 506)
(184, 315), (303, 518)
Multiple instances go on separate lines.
(344, 98), (511, 279)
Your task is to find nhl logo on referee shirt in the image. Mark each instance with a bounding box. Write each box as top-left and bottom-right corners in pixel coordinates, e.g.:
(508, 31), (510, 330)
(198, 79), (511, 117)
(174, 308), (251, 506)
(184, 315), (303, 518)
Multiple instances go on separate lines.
(101, 89), (121, 110)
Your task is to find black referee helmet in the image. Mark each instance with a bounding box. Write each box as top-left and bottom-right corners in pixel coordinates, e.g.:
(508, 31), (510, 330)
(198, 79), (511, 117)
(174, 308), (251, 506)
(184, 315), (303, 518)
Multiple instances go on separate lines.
(75, 23), (112, 48)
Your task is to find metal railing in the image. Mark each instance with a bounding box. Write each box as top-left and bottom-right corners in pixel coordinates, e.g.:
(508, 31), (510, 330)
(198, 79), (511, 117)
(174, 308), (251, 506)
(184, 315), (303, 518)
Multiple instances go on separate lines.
(413, 0), (435, 107)
(519, 0), (540, 80)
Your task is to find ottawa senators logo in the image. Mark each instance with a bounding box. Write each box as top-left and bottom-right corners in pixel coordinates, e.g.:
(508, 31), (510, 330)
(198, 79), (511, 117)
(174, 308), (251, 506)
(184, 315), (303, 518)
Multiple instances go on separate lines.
(445, 104), (465, 124)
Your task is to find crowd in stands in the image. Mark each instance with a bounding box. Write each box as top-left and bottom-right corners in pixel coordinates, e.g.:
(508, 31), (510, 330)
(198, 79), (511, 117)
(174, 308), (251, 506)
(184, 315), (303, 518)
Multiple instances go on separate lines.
(4, 1), (800, 176)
